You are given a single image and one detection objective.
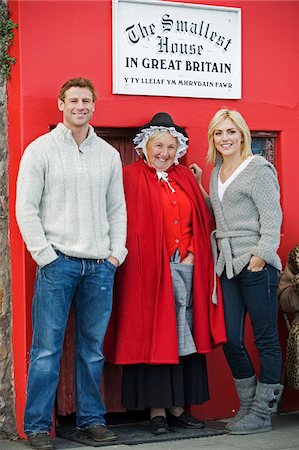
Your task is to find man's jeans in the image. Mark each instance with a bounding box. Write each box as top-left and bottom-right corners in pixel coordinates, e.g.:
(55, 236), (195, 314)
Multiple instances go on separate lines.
(24, 252), (116, 435)
(221, 264), (282, 384)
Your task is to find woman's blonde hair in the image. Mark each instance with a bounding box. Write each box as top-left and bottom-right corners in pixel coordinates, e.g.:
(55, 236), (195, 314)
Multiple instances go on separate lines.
(207, 109), (252, 163)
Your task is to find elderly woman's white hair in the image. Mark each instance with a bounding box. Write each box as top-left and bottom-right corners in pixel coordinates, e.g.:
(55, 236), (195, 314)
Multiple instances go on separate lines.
(133, 112), (189, 165)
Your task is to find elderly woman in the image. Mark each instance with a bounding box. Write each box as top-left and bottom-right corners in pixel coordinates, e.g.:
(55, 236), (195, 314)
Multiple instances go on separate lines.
(191, 109), (284, 435)
(105, 112), (226, 435)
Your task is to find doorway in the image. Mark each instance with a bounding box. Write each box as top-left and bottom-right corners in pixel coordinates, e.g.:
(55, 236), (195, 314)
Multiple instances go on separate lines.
(56, 127), (139, 424)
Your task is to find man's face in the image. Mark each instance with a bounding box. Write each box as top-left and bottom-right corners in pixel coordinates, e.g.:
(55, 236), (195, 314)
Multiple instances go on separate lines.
(58, 87), (95, 129)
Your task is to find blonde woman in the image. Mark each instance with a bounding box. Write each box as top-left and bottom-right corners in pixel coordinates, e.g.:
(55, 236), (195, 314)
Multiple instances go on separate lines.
(191, 109), (284, 435)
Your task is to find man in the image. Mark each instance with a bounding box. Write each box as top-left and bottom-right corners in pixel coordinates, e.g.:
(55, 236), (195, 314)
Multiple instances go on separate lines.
(16, 78), (127, 449)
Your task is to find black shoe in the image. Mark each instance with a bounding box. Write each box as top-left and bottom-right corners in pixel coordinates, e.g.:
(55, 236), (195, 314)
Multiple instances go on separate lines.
(150, 416), (169, 435)
(27, 433), (55, 450)
(81, 425), (117, 442)
(167, 411), (205, 429)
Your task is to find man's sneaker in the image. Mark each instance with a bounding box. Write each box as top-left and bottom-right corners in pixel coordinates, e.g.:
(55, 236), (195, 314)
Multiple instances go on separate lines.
(81, 425), (117, 442)
(27, 432), (55, 449)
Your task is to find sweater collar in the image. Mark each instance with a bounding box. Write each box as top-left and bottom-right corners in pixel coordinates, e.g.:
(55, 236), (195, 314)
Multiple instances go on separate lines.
(52, 122), (96, 144)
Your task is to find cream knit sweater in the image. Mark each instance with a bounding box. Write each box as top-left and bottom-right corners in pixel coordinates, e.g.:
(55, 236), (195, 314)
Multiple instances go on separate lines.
(16, 123), (127, 267)
(210, 155), (282, 279)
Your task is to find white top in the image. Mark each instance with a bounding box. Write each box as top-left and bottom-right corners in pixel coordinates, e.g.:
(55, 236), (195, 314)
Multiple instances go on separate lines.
(16, 123), (128, 267)
(218, 156), (254, 201)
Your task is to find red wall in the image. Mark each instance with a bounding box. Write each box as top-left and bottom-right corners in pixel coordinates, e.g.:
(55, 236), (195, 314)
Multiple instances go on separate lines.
(8, 0), (299, 437)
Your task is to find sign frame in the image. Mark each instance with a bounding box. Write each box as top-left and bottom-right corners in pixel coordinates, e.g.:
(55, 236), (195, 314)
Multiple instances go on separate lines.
(112, 0), (242, 99)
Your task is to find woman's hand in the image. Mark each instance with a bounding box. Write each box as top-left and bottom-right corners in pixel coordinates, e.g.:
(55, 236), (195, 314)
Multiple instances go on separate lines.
(247, 256), (265, 272)
(181, 252), (194, 265)
(189, 163), (203, 184)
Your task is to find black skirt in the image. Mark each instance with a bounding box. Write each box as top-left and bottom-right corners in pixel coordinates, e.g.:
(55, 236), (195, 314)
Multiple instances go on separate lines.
(122, 353), (209, 409)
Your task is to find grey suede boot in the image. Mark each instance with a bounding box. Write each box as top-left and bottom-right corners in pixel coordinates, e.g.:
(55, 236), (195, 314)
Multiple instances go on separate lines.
(227, 381), (284, 435)
(226, 375), (256, 430)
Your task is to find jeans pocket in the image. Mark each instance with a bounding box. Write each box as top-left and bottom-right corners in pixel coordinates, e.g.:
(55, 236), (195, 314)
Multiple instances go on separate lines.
(246, 264), (267, 273)
(40, 253), (61, 269)
(104, 259), (117, 271)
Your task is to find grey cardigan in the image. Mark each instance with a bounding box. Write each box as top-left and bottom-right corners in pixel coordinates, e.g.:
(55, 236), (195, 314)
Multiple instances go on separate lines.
(210, 155), (282, 279)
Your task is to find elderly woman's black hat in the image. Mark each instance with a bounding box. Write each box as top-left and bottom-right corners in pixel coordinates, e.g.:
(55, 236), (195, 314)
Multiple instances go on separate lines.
(137, 112), (188, 138)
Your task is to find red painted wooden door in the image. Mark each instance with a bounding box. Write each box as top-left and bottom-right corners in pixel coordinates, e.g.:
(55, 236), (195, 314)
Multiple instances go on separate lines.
(56, 130), (137, 416)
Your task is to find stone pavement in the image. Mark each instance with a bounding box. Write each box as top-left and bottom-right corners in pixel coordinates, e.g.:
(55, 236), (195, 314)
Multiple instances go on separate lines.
(1, 412), (299, 450)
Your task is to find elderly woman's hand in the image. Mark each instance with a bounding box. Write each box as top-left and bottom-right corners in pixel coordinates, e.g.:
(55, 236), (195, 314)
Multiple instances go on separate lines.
(181, 252), (194, 265)
(189, 163), (203, 184)
(188, 163), (209, 200)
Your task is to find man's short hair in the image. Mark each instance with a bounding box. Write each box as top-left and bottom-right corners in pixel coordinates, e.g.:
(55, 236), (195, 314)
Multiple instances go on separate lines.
(58, 78), (97, 102)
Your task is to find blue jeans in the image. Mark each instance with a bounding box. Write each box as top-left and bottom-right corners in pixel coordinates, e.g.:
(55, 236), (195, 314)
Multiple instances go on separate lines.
(221, 264), (282, 384)
(24, 252), (116, 435)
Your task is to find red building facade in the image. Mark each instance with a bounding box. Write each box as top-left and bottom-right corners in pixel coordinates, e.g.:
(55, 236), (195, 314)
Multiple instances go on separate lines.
(7, 0), (299, 438)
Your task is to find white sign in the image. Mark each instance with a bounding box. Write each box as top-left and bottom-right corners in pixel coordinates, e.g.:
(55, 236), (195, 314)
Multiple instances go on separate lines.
(113, 0), (241, 99)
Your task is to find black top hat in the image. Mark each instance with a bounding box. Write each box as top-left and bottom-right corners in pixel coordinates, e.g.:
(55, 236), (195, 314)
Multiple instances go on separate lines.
(137, 112), (188, 138)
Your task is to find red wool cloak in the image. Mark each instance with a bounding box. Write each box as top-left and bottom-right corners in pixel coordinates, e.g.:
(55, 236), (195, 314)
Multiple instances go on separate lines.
(104, 159), (226, 364)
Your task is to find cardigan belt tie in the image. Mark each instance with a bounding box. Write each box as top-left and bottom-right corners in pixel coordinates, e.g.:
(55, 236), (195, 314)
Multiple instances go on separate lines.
(211, 230), (259, 299)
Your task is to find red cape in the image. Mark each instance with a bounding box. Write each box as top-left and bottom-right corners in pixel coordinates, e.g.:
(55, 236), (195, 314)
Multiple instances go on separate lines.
(105, 160), (226, 364)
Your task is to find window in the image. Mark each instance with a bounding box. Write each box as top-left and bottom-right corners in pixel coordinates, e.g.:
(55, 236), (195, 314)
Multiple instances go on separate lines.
(251, 131), (277, 165)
